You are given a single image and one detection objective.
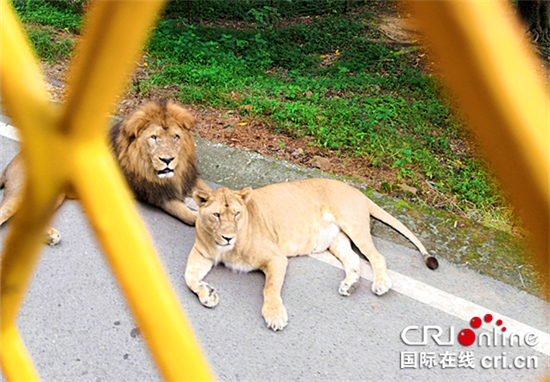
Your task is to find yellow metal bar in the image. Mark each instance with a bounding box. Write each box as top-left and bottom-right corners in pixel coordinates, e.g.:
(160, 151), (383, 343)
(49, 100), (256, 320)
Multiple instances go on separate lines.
(61, 1), (164, 139)
(0, 0), (53, 132)
(0, 1), (215, 381)
(73, 141), (214, 382)
(0, 3), (63, 380)
(410, 1), (550, 294)
(1, 326), (39, 382)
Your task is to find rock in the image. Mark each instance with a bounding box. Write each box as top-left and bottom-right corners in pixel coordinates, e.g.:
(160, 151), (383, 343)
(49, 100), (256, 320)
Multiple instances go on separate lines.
(291, 148), (303, 158)
(312, 156), (331, 171)
(399, 183), (418, 195)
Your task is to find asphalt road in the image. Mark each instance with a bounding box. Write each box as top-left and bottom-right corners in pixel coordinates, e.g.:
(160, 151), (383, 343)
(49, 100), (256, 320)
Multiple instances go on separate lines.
(1, 130), (549, 381)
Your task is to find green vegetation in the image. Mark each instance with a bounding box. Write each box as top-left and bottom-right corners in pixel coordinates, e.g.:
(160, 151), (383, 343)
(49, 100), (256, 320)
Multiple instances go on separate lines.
(24, 26), (75, 62)
(13, 0), (83, 32)
(13, 0), (509, 229)
(12, 0), (81, 62)
(146, 10), (502, 214)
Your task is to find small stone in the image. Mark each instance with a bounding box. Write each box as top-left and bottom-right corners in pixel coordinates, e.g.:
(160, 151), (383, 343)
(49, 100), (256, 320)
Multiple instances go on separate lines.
(399, 183), (418, 195)
(130, 327), (140, 338)
(312, 156), (331, 171)
(291, 148), (303, 157)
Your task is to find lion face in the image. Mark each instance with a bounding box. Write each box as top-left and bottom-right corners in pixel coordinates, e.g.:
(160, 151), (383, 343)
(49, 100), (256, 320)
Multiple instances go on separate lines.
(194, 187), (252, 251)
(139, 123), (182, 179)
(114, 101), (197, 187)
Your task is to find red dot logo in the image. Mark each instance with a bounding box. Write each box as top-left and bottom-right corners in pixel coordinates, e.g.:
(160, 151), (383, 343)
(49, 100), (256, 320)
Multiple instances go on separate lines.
(458, 329), (476, 346)
(484, 314), (493, 322)
(470, 317), (482, 328)
(496, 319), (503, 326)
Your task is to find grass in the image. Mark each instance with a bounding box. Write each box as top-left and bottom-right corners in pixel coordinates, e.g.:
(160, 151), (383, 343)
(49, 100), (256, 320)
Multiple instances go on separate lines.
(13, 0), (82, 33)
(13, 0), (513, 231)
(24, 25), (75, 62)
(12, 0), (80, 62)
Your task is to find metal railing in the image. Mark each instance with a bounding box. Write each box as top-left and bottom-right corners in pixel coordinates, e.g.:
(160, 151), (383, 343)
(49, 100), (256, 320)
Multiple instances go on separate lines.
(1, 0), (548, 381)
(0, 1), (214, 381)
(411, 1), (549, 296)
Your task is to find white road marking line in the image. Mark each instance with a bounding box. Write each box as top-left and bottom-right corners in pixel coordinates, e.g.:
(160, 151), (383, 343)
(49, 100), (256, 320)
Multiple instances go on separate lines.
(0, 121), (20, 141)
(2, 119), (548, 356)
(310, 251), (550, 357)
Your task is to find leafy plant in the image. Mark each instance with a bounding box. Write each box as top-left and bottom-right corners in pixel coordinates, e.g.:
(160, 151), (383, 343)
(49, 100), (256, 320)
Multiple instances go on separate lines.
(25, 26), (74, 62)
(13, 0), (83, 33)
(246, 6), (281, 27)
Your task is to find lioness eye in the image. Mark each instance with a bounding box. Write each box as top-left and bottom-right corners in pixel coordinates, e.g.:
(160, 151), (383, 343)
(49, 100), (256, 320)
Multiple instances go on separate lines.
(213, 213), (220, 219)
(234, 211), (240, 220)
(150, 135), (157, 141)
(174, 134), (180, 140)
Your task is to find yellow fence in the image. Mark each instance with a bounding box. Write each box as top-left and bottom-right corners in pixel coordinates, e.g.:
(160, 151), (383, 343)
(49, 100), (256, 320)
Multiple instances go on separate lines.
(410, 1), (549, 295)
(0, 1), (214, 381)
(0, 0), (548, 381)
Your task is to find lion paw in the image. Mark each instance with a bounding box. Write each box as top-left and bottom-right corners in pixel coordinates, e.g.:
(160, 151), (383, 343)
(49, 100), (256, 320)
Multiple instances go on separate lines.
(262, 301), (288, 331)
(371, 274), (392, 296)
(198, 283), (218, 308)
(339, 279), (360, 296)
(45, 228), (61, 246)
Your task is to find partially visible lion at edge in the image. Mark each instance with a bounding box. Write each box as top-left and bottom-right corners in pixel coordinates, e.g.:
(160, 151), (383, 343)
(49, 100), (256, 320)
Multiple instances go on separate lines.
(0, 100), (211, 245)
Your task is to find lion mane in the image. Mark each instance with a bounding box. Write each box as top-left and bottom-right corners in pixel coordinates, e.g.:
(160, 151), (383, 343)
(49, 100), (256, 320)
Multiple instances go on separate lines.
(109, 100), (211, 225)
(110, 100), (200, 205)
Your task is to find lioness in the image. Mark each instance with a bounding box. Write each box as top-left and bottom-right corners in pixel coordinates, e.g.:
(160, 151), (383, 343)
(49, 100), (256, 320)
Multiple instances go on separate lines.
(0, 100), (210, 244)
(185, 178), (438, 331)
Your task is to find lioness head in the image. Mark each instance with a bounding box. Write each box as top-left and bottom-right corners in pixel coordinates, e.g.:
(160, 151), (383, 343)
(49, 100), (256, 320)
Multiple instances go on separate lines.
(115, 100), (195, 182)
(193, 187), (252, 251)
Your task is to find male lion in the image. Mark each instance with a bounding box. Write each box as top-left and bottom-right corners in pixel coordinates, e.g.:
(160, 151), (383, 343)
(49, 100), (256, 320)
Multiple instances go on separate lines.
(0, 100), (210, 244)
(185, 178), (438, 331)
(110, 100), (211, 225)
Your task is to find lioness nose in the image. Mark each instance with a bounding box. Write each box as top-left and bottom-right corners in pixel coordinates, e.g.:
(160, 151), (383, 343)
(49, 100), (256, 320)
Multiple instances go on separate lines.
(160, 157), (174, 165)
(222, 235), (233, 242)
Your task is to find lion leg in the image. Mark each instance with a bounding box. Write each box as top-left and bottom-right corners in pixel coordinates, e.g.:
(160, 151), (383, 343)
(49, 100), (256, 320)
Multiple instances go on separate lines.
(1, 157), (62, 245)
(194, 178), (212, 192)
(43, 194), (65, 246)
(260, 254), (289, 331)
(1, 192), (61, 245)
(340, 223), (392, 296)
(0, 189), (21, 226)
(328, 232), (361, 296)
(184, 246), (218, 307)
(161, 199), (198, 226)
(0, 157), (23, 226)
(44, 227), (61, 246)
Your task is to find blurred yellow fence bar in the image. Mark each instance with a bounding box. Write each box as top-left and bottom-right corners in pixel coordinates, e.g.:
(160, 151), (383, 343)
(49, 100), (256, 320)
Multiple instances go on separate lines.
(411, 1), (549, 297)
(0, 1), (214, 381)
(1, 0), (548, 381)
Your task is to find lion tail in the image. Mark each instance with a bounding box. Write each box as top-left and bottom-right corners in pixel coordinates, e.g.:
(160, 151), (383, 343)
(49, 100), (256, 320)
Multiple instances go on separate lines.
(0, 166), (6, 190)
(367, 200), (439, 270)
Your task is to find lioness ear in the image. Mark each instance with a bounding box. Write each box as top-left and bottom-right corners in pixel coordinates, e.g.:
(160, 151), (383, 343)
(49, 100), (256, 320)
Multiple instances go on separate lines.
(168, 103), (194, 130)
(193, 190), (210, 207)
(236, 187), (253, 204)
